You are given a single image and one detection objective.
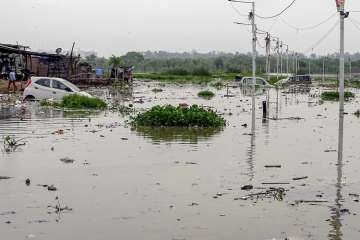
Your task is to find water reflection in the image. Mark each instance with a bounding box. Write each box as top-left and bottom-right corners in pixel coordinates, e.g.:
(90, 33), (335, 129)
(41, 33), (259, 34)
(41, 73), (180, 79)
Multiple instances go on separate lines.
(0, 104), (93, 138)
(132, 127), (222, 144)
(240, 87), (267, 97)
(328, 101), (345, 240)
(246, 87), (256, 181)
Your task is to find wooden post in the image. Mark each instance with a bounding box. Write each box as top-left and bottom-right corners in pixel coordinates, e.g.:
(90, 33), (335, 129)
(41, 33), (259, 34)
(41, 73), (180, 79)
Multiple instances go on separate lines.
(262, 101), (267, 117)
(68, 42), (75, 78)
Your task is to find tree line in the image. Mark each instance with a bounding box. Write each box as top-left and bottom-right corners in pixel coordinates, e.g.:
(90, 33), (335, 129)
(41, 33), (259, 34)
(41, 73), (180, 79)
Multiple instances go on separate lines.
(82, 51), (360, 76)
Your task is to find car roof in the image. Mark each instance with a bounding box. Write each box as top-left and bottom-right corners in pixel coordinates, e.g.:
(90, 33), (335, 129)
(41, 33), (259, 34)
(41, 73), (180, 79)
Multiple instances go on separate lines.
(31, 77), (68, 82)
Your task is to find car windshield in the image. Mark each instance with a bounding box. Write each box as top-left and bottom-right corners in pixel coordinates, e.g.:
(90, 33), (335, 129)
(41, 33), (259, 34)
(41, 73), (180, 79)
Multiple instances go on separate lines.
(56, 80), (80, 92)
(35, 78), (51, 88)
(64, 81), (80, 92)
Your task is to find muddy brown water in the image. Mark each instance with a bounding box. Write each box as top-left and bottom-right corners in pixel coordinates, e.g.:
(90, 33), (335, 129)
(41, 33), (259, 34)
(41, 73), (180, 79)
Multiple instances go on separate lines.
(0, 82), (360, 240)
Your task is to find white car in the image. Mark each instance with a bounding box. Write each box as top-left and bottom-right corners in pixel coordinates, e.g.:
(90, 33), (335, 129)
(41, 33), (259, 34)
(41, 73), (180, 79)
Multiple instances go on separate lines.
(238, 77), (273, 88)
(23, 77), (91, 101)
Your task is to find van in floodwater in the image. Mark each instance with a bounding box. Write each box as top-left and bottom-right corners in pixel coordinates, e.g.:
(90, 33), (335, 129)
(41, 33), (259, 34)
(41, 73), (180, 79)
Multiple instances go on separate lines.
(277, 75), (312, 86)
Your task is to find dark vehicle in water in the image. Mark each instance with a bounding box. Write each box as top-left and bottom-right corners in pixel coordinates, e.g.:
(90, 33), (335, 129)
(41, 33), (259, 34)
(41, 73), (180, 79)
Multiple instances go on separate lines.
(277, 75), (312, 86)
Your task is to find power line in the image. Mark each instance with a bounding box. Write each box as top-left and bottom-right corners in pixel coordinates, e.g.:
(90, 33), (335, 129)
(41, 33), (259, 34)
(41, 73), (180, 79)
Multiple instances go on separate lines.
(280, 11), (337, 31)
(303, 20), (339, 54)
(349, 17), (360, 32)
(256, 0), (297, 19)
(229, 1), (249, 17)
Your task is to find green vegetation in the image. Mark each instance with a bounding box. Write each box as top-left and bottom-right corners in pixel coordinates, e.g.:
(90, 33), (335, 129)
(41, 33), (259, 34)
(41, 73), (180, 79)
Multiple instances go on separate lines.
(320, 91), (355, 101)
(152, 88), (163, 93)
(133, 72), (213, 84)
(198, 90), (215, 99)
(354, 110), (360, 117)
(132, 105), (225, 127)
(41, 94), (107, 109)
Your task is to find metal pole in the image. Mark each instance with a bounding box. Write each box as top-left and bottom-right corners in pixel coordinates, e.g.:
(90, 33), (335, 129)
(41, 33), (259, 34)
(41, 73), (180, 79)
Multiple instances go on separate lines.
(251, 1), (256, 133)
(349, 56), (352, 80)
(339, 10), (345, 122)
(280, 42), (283, 76)
(322, 57), (325, 83)
(265, 34), (271, 83)
(286, 46), (289, 75)
(276, 40), (279, 80)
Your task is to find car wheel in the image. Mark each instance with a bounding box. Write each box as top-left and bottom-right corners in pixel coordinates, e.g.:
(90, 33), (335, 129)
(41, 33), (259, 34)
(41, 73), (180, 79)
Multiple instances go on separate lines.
(24, 95), (36, 101)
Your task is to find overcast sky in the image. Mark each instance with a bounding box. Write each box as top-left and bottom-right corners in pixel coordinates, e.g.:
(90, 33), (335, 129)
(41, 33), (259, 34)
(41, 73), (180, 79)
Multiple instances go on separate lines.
(1, 0), (360, 57)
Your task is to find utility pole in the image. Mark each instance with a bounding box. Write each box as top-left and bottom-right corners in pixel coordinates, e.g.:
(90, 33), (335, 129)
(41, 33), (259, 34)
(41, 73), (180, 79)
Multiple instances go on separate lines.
(338, 4), (348, 122)
(276, 39), (280, 80)
(349, 56), (352, 80)
(286, 46), (289, 75)
(295, 53), (298, 75)
(280, 41), (283, 76)
(250, 1), (256, 134)
(322, 57), (325, 83)
(265, 33), (271, 83)
(335, 0), (348, 183)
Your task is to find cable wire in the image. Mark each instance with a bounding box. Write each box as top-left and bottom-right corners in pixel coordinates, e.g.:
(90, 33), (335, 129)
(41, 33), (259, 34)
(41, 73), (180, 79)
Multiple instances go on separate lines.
(303, 20), (339, 54)
(229, 1), (250, 17)
(280, 11), (337, 31)
(349, 17), (360, 32)
(256, 0), (297, 19)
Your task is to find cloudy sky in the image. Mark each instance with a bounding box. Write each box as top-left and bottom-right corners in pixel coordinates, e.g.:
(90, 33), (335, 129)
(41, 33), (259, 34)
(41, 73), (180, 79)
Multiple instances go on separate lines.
(1, 0), (360, 56)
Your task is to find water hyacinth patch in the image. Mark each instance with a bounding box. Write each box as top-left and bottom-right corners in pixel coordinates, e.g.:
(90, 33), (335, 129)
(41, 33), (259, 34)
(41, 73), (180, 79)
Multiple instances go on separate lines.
(198, 90), (215, 99)
(321, 91), (355, 101)
(132, 105), (225, 127)
(41, 94), (107, 109)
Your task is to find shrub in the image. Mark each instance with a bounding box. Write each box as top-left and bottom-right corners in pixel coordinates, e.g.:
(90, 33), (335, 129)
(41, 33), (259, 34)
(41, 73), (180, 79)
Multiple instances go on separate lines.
(132, 105), (225, 127)
(192, 67), (211, 76)
(198, 90), (215, 99)
(321, 91), (355, 101)
(164, 68), (190, 76)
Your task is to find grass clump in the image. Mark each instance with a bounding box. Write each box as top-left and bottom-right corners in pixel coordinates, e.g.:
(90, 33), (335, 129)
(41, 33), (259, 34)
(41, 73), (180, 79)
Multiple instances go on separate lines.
(132, 105), (225, 127)
(321, 91), (355, 101)
(41, 94), (107, 109)
(198, 90), (215, 99)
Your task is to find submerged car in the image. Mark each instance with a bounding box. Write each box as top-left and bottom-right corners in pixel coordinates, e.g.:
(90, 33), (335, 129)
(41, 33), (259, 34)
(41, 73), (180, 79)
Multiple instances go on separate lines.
(237, 77), (273, 88)
(23, 77), (91, 101)
(276, 75), (312, 86)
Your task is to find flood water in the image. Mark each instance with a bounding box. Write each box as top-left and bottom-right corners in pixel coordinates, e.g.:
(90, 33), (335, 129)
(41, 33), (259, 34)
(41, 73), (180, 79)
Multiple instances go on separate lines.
(1, 82), (360, 240)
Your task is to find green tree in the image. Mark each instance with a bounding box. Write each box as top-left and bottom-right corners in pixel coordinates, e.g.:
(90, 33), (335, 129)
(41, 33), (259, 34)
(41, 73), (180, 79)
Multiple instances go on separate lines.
(109, 55), (123, 68)
(122, 52), (144, 66)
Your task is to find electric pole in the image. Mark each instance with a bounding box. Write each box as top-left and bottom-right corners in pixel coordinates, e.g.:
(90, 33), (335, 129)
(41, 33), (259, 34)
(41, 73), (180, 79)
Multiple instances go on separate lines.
(276, 39), (280, 80)
(336, 0), (348, 162)
(250, 1), (256, 133)
(349, 56), (352, 80)
(322, 57), (325, 83)
(280, 41), (283, 76)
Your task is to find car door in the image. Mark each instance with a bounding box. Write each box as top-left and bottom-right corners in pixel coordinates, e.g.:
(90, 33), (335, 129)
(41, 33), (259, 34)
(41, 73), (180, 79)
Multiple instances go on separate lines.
(51, 80), (73, 100)
(33, 78), (53, 99)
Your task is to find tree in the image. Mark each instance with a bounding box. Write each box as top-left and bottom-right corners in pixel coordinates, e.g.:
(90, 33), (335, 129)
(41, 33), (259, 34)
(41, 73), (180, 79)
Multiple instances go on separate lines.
(122, 52), (144, 66)
(109, 55), (123, 68)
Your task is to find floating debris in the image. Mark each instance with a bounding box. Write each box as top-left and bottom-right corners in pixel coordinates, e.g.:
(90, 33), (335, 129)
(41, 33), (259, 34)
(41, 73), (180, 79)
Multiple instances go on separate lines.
(264, 165), (282, 168)
(292, 176), (308, 181)
(60, 157), (75, 164)
(235, 188), (286, 201)
(241, 185), (253, 191)
(0, 176), (11, 180)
